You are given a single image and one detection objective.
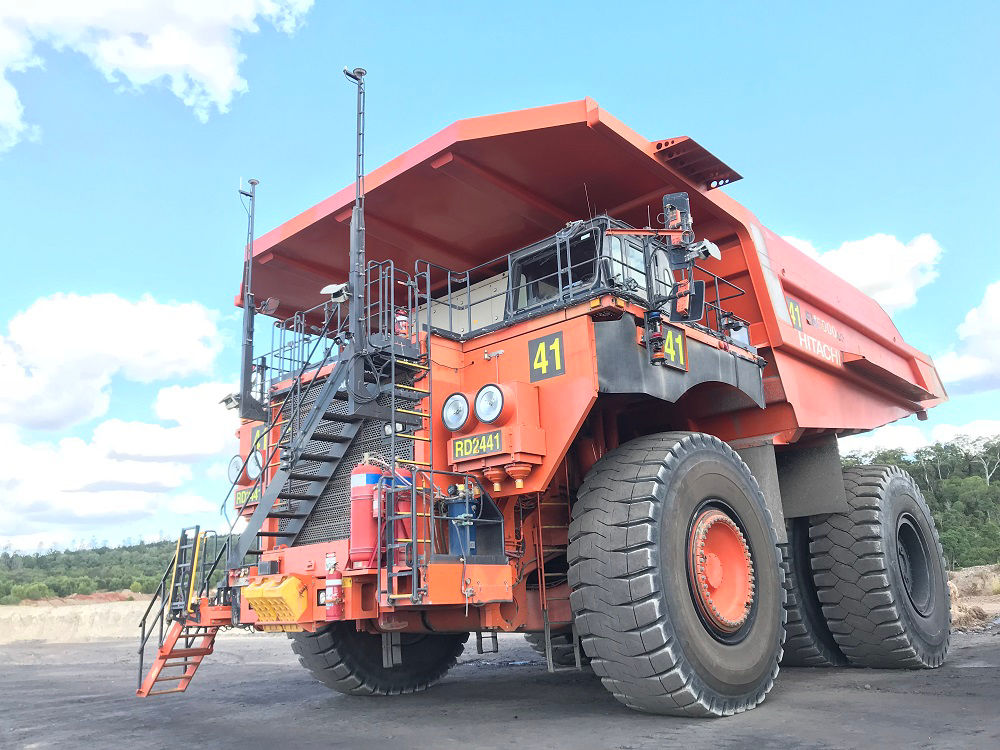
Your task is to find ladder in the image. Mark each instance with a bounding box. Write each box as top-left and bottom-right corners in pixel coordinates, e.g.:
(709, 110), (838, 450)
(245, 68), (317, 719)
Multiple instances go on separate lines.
(167, 527), (202, 620)
(136, 621), (219, 697)
(228, 354), (357, 567)
(533, 494), (583, 672)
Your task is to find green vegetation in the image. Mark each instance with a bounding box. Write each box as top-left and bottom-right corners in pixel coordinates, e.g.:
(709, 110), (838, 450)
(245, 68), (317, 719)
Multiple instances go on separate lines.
(844, 435), (1000, 569)
(0, 540), (176, 605)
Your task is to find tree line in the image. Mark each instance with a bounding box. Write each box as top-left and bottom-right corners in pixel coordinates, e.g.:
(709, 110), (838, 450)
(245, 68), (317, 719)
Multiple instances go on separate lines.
(0, 540), (177, 605)
(843, 434), (1000, 569)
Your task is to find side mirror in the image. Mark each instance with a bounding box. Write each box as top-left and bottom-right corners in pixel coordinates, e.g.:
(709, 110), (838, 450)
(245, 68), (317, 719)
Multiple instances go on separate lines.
(669, 280), (706, 324)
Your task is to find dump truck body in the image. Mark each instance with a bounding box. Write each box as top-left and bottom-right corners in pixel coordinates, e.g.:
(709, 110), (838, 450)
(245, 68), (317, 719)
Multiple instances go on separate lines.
(138, 96), (950, 716)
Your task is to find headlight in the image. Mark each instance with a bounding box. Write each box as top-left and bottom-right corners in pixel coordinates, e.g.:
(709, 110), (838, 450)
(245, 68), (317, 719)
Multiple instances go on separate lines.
(246, 450), (265, 481)
(442, 393), (470, 431)
(474, 384), (504, 424)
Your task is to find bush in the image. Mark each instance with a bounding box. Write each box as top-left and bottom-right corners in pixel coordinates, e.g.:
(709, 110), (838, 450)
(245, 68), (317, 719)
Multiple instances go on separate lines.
(0, 594), (18, 605)
(10, 582), (53, 600)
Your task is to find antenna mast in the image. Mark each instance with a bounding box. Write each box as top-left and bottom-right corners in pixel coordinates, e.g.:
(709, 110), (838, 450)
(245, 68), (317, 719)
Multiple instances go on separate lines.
(237, 178), (266, 421)
(344, 66), (367, 346)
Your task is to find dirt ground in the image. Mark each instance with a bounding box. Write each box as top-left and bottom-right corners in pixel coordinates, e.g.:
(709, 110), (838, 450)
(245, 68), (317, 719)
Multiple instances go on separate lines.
(1, 628), (999, 750)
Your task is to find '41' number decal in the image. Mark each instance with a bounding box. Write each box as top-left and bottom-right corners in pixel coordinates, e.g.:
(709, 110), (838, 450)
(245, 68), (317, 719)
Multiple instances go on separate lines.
(660, 324), (687, 371)
(528, 331), (565, 382)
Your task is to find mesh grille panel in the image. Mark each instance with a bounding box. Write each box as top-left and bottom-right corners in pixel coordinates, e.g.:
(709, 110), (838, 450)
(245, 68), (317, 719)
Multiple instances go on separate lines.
(278, 381), (413, 546)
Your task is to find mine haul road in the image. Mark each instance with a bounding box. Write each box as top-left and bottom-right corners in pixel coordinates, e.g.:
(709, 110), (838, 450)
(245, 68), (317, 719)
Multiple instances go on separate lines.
(1, 630), (999, 749)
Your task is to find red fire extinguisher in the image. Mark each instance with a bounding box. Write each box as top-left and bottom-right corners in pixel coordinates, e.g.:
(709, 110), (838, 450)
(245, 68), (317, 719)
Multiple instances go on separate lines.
(325, 570), (344, 621)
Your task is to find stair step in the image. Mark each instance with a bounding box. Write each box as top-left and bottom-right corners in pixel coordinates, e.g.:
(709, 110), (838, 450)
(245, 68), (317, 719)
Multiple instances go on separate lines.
(256, 531), (294, 537)
(277, 491), (319, 500)
(322, 411), (362, 423)
(153, 674), (193, 683)
(300, 452), (339, 463)
(289, 471), (329, 481)
(145, 688), (186, 696)
(267, 511), (310, 520)
(166, 647), (212, 658)
(310, 433), (352, 443)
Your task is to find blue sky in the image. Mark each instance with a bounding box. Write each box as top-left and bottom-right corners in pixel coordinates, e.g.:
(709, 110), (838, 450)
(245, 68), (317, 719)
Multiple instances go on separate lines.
(1, 1), (997, 551)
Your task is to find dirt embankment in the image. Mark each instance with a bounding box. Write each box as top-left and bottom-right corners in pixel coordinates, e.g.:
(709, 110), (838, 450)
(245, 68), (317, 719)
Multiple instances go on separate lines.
(949, 564), (1000, 630)
(0, 599), (153, 645)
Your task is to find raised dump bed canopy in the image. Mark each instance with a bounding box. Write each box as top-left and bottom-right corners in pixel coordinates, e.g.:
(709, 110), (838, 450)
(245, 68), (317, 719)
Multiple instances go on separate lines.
(250, 98), (743, 317)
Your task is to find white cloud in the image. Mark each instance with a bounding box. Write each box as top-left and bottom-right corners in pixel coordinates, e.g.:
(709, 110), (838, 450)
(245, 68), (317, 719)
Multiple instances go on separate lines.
(783, 233), (942, 315)
(0, 1), (315, 151)
(935, 281), (1000, 394)
(94, 381), (237, 462)
(839, 419), (1000, 456)
(0, 381), (237, 550)
(0, 292), (222, 430)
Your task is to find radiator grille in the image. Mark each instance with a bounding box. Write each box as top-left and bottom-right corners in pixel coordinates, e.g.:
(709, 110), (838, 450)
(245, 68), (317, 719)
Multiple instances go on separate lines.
(278, 383), (413, 546)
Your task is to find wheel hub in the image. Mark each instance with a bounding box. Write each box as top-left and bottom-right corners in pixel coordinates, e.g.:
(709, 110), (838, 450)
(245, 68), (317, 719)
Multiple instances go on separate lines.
(688, 508), (755, 634)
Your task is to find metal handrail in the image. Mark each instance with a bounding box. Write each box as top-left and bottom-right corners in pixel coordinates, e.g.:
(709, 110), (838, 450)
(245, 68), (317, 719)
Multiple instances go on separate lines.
(196, 303), (351, 599)
(415, 217), (748, 343)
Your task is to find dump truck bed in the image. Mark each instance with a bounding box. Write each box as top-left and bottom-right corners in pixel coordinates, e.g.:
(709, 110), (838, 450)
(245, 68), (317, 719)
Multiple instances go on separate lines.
(249, 98), (945, 443)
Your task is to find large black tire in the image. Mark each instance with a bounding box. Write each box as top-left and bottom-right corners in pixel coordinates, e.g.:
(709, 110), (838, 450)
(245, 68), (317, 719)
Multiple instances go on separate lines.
(523, 631), (590, 667)
(780, 518), (847, 667)
(289, 623), (468, 695)
(809, 465), (950, 668)
(568, 432), (786, 717)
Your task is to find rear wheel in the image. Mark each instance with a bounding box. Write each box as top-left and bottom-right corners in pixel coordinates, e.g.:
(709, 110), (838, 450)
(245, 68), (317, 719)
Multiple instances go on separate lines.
(810, 465), (950, 668)
(568, 432), (785, 717)
(780, 518), (847, 667)
(289, 623), (468, 695)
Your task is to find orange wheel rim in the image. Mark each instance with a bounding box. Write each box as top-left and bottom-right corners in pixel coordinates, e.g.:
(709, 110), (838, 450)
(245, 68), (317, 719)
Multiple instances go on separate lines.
(688, 508), (755, 633)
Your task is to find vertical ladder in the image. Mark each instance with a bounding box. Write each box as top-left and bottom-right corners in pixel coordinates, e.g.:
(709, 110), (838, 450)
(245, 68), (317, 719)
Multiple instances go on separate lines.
(168, 527), (202, 620)
(382, 351), (433, 606)
(533, 498), (582, 673)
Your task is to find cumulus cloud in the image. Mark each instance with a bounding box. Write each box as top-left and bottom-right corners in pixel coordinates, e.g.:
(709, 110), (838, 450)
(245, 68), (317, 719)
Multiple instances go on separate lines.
(0, 292), (222, 430)
(839, 418), (1000, 456)
(783, 233), (942, 315)
(0, 381), (237, 549)
(0, 1), (315, 151)
(935, 281), (1000, 394)
(94, 381), (238, 462)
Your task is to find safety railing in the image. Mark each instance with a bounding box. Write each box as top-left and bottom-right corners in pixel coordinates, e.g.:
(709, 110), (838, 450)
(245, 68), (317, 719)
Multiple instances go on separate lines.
(267, 299), (347, 382)
(136, 531), (232, 689)
(414, 216), (748, 343)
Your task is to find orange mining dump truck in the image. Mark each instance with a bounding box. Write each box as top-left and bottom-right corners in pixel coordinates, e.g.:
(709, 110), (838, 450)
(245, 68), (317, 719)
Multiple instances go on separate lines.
(137, 72), (950, 717)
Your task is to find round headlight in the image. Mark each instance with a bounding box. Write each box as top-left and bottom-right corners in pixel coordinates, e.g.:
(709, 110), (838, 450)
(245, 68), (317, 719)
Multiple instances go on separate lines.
(246, 450), (265, 481)
(474, 384), (504, 424)
(442, 393), (470, 431)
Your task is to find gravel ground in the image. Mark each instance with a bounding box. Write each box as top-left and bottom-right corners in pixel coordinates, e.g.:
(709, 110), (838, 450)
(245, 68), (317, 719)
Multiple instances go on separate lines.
(2, 630), (999, 750)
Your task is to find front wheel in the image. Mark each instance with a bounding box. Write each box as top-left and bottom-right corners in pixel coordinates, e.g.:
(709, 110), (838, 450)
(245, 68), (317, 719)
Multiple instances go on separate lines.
(568, 432), (786, 717)
(289, 623), (468, 695)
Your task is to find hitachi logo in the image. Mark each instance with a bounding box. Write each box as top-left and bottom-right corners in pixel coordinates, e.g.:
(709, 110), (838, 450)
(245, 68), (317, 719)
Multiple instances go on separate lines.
(797, 331), (841, 365)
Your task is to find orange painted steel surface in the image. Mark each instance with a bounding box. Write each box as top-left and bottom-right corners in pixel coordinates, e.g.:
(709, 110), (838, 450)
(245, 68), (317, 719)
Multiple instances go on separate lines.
(248, 98), (944, 443)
